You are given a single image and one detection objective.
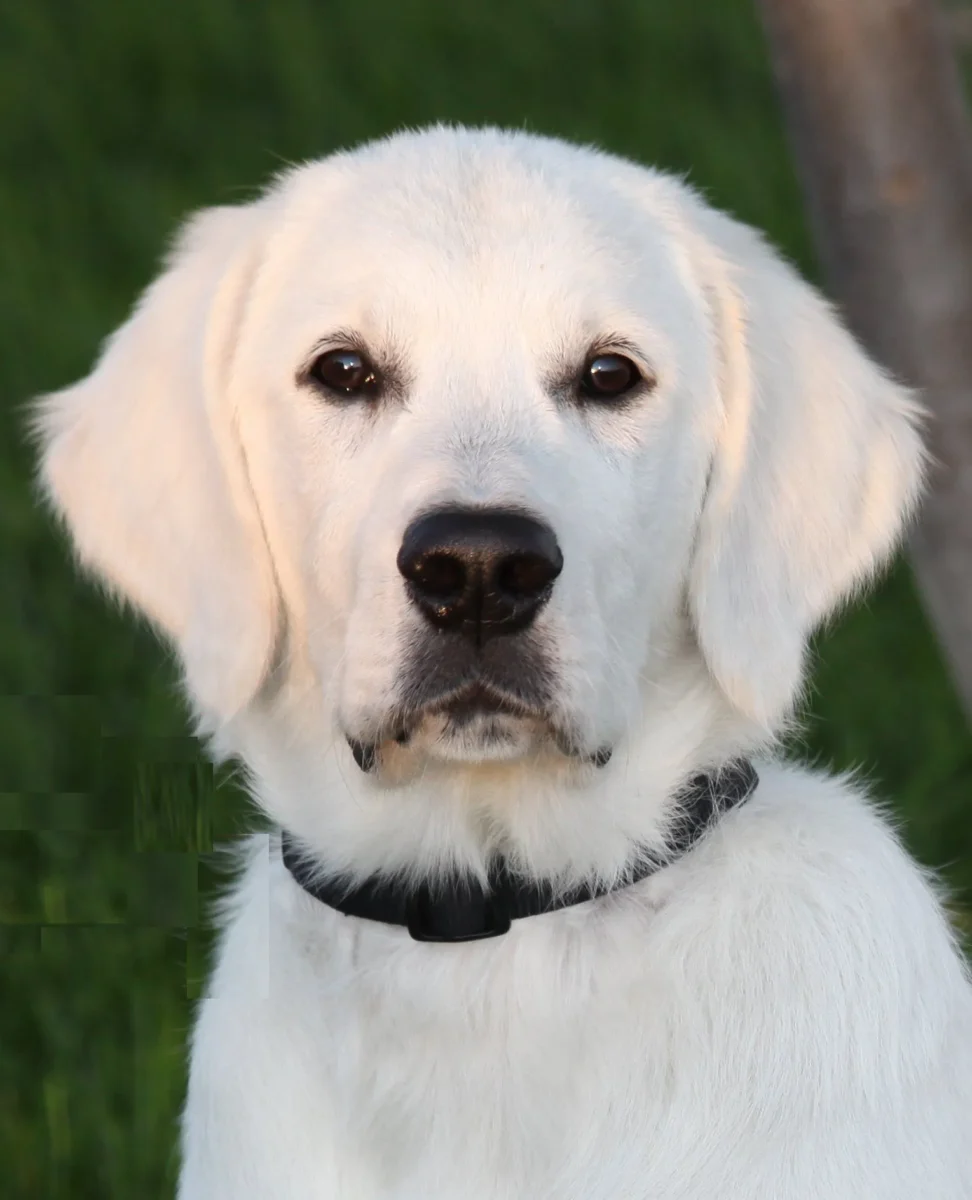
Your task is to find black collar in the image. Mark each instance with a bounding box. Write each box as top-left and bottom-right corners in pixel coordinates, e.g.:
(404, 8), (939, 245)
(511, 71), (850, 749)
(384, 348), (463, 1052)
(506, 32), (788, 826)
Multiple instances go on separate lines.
(281, 759), (757, 943)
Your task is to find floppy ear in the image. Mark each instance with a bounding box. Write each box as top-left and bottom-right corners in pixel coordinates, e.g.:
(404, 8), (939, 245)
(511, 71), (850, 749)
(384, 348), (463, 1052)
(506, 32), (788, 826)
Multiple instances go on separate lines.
(33, 202), (279, 726)
(685, 203), (926, 729)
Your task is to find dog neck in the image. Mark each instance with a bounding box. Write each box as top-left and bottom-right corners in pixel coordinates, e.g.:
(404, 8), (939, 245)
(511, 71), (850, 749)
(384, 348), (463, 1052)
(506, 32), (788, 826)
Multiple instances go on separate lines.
(279, 758), (758, 942)
(218, 643), (771, 891)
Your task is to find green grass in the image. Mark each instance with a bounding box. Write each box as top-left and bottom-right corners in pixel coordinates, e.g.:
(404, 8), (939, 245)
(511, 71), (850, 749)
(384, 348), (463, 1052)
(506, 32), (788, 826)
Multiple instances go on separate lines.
(2, 1), (970, 1194)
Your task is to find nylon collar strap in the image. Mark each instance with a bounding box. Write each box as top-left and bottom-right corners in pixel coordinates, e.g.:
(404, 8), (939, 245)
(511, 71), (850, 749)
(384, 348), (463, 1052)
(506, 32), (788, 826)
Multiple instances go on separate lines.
(281, 759), (758, 943)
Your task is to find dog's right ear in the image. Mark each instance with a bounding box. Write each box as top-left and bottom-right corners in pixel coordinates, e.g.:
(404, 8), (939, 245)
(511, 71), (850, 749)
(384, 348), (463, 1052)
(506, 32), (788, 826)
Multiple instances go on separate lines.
(32, 201), (280, 727)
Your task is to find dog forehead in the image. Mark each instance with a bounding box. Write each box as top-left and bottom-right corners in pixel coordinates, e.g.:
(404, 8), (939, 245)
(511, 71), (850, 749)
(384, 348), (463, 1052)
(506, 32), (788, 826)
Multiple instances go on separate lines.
(286, 129), (631, 253)
(262, 130), (697, 349)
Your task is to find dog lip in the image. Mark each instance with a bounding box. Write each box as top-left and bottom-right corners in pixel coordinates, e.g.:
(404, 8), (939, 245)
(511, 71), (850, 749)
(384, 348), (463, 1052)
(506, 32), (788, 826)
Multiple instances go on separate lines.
(552, 728), (612, 766)
(346, 736), (379, 772)
(348, 697), (608, 768)
(427, 681), (539, 723)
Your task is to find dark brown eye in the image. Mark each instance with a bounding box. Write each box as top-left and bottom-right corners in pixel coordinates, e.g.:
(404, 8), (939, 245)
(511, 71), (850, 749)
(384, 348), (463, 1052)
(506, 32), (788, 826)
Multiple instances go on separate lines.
(308, 348), (379, 398)
(580, 353), (641, 400)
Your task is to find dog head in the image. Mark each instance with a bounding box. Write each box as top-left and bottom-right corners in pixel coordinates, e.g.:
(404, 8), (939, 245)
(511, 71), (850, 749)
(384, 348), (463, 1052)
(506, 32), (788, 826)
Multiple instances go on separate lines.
(34, 128), (923, 869)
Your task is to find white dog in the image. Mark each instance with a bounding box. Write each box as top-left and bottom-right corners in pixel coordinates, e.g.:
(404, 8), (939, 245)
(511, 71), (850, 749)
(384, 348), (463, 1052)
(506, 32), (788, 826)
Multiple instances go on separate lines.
(35, 126), (972, 1198)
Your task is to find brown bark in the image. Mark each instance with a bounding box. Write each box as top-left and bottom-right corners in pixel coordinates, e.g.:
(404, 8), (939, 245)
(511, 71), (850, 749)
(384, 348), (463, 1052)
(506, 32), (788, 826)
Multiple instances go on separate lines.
(755, 0), (972, 721)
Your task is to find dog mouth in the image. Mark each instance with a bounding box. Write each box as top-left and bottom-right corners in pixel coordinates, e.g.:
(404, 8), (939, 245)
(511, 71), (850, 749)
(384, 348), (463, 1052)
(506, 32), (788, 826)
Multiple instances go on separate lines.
(345, 680), (611, 773)
(428, 681), (539, 727)
(344, 632), (612, 772)
(391, 679), (549, 751)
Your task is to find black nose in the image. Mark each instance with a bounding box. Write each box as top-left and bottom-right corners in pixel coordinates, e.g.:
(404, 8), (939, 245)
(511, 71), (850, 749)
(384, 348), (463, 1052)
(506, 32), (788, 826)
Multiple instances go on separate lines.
(397, 508), (563, 644)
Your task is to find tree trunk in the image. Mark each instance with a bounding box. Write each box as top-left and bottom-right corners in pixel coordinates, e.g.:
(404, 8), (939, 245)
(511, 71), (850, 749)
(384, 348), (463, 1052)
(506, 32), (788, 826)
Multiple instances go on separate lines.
(755, 0), (972, 722)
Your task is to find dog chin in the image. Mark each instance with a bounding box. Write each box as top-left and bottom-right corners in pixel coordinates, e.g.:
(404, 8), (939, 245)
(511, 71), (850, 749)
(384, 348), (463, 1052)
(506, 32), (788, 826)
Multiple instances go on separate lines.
(412, 710), (543, 763)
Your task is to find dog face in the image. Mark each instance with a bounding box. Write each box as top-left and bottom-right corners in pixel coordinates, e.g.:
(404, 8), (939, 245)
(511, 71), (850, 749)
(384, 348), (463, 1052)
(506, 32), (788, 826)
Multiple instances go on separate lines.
(239, 137), (723, 771)
(34, 128), (924, 840)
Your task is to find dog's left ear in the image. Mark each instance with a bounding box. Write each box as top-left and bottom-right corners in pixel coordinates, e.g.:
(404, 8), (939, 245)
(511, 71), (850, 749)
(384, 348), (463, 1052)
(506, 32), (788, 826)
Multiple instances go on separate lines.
(684, 200), (926, 729)
(31, 201), (279, 727)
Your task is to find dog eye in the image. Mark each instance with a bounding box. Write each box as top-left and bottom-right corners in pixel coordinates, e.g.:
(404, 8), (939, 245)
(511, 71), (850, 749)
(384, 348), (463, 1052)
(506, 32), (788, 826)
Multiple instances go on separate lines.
(580, 354), (642, 401)
(308, 349), (380, 398)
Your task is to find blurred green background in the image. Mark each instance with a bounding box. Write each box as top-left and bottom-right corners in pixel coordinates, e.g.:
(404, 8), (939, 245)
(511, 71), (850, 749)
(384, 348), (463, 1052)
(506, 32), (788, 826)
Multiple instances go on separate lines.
(2, 1), (971, 1195)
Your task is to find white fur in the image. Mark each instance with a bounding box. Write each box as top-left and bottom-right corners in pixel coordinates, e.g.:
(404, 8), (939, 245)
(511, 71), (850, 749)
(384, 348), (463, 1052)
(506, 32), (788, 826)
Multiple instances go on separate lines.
(34, 126), (972, 1198)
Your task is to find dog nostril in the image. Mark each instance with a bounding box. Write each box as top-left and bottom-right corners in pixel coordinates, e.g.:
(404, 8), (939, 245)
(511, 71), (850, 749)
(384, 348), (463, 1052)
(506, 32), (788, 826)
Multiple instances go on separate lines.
(495, 553), (558, 599)
(414, 553), (466, 600)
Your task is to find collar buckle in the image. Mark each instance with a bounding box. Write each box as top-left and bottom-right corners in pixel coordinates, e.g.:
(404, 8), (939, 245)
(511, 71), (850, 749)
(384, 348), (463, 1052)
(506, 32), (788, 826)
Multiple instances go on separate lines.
(405, 881), (512, 942)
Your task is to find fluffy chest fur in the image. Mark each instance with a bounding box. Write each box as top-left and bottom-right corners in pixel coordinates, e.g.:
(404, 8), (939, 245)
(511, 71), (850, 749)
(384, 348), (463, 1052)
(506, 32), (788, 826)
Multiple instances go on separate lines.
(181, 765), (972, 1199)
